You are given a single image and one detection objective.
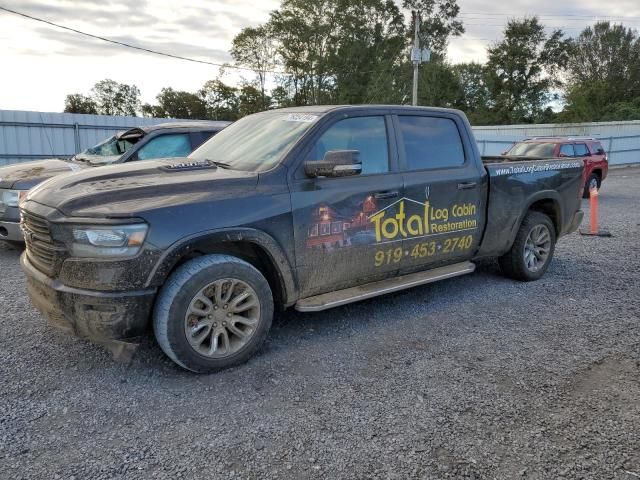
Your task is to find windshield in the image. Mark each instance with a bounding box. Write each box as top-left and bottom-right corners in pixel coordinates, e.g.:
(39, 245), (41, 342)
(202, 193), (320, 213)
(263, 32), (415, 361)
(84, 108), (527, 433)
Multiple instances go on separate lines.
(189, 112), (319, 172)
(507, 142), (556, 157)
(83, 135), (137, 157)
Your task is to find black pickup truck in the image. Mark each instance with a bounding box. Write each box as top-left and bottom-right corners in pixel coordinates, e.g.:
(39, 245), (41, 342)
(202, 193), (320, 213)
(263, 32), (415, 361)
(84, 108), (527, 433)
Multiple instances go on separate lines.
(20, 106), (584, 372)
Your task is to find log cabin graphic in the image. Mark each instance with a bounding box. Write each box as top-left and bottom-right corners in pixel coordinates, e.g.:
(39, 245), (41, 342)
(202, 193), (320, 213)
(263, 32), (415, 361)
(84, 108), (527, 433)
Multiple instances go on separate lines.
(306, 194), (378, 250)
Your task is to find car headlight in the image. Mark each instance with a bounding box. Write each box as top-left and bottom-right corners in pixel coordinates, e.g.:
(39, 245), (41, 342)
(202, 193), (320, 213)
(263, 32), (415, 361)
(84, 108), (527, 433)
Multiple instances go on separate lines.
(70, 224), (148, 258)
(1, 189), (28, 210)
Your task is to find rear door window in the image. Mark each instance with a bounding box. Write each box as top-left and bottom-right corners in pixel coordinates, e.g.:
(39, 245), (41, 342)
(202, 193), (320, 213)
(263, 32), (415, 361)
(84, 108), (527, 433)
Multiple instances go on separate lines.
(574, 143), (589, 156)
(559, 144), (575, 157)
(397, 116), (465, 170)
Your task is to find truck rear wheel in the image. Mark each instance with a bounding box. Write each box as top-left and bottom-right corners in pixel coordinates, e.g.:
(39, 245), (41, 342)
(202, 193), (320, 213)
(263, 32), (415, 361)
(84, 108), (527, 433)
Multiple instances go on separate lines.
(498, 211), (556, 282)
(153, 254), (273, 373)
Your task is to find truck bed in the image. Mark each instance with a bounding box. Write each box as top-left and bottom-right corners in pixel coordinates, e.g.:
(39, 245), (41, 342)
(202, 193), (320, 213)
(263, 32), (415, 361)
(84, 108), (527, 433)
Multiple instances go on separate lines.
(476, 156), (584, 258)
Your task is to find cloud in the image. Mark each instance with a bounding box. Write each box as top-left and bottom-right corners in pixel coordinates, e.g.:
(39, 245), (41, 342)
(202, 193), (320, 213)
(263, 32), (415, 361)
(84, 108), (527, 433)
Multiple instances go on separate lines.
(2, 0), (640, 113)
(1, 0), (268, 61)
(29, 26), (231, 63)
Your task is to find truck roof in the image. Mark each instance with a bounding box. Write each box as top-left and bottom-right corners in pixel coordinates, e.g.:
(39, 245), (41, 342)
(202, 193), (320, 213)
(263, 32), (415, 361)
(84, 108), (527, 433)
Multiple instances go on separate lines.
(273, 105), (465, 115)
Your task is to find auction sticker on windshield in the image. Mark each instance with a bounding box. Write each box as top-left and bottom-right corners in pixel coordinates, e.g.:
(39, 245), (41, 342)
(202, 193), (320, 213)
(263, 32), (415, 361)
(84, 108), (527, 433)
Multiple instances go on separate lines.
(285, 113), (318, 123)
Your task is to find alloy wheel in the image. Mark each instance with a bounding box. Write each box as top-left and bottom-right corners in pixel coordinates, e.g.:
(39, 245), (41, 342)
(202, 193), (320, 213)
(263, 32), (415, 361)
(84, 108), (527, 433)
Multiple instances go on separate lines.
(184, 278), (260, 358)
(523, 224), (551, 272)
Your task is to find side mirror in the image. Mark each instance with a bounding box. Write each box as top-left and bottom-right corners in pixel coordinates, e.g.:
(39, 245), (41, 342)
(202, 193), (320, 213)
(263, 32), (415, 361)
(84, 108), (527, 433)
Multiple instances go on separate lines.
(558, 152), (568, 158)
(304, 150), (362, 178)
(500, 150), (509, 156)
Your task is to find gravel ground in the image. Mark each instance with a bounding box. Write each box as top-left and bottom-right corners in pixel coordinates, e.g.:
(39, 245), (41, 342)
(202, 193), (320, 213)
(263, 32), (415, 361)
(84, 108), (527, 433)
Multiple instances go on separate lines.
(1, 166), (639, 480)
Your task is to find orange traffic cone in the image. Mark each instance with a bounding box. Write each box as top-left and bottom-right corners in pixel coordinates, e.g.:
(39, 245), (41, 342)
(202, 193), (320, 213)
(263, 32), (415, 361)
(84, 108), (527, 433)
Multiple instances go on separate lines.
(580, 187), (612, 237)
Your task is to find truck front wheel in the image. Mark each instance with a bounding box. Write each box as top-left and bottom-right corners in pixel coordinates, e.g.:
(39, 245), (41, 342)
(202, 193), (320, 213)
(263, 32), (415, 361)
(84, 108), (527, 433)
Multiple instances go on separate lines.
(498, 211), (556, 282)
(153, 254), (274, 373)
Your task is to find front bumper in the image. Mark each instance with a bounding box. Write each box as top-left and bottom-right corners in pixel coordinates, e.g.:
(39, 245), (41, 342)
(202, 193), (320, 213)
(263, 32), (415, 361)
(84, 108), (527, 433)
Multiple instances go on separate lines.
(566, 210), (584, 235)
(0, 220), (23, 242)
(21, 253), (157, 343)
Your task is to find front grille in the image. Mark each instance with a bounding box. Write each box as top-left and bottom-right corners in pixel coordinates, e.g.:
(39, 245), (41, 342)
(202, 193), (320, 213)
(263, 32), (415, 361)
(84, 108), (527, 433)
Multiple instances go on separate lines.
(21, 210), (57, 275)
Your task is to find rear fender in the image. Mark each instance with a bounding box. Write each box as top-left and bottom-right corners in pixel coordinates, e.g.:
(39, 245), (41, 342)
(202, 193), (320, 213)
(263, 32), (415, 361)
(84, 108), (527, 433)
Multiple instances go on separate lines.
(518, 192), (562, 235)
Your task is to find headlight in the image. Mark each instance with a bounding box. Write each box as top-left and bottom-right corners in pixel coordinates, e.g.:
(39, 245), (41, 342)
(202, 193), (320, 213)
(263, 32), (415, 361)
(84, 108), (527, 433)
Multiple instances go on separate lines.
(70, 224), (148, 258)
(0, 189), (28, 210)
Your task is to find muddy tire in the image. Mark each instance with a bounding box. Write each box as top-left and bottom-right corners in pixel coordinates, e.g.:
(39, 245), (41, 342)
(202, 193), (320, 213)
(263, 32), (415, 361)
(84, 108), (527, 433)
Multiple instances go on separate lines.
(153, 254), (273, 373)
(498, 211), (556, 282)
(582, 173), (600, 198)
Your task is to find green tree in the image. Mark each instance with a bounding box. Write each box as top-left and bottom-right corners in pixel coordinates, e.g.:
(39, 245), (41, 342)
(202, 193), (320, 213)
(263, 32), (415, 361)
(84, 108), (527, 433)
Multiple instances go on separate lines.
(453, 63), (489, 111)
(238, 84), (268, 116)
(451, 62), (494, 124)
(329, 0), (406, 104)
(566, 22), (640, 97)
(561, 22), (640, 122)
(269, 0), (337, 105)
(142, 88), (208, 119)
(270, 85), (295, 108)
(63, 94), (98, 114)
(403, 0), (464, 55)
(268, 0), (410, 105)
(231, 25), (277, 110)
(200, 80), (240, 120)
(91, 79), (141, 116)
(484, 17), (570, 124)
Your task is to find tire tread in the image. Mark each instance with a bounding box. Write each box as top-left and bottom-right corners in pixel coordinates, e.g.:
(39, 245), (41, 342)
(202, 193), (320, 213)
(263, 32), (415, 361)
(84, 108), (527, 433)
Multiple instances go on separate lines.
(498, 211), (556, 282)
(153, 254), (273, 373)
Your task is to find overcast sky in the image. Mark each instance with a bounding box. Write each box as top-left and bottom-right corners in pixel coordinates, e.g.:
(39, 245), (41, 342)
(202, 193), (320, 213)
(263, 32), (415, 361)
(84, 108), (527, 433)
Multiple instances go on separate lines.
(1, 0), (639, 113)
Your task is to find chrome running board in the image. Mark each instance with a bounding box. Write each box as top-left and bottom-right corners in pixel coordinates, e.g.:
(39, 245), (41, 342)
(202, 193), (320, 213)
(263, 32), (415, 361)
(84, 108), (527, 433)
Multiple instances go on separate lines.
(295, 261), (476, 312)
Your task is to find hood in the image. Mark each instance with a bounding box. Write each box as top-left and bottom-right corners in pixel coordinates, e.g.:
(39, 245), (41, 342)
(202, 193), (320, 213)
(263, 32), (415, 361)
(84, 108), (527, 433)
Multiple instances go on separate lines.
(25, 157), (259, 218)
(0, 159), (85, 190)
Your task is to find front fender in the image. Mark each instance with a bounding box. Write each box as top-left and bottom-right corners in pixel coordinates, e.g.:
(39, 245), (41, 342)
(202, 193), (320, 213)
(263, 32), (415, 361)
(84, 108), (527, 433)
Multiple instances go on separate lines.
(145, 227), (298, 306)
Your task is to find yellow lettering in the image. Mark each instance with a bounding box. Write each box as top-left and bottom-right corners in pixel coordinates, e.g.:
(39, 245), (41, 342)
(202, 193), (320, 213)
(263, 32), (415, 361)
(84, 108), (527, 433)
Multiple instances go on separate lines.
(452, 203), (477, 217)
(370, 211), (385, 242)
(407, 214), (423, 236)
(424, 201), (430, 235)
(382, 218), (398, 239)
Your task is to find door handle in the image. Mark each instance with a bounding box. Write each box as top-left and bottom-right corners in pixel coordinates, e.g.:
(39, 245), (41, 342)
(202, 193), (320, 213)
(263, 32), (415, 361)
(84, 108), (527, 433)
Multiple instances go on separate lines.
(374, 190), (399, 199)
(457, 182), (477, 190)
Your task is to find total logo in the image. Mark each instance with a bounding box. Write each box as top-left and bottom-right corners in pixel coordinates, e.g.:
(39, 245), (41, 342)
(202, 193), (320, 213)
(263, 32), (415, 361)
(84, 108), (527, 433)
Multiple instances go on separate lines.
(368, 198), (477, 243)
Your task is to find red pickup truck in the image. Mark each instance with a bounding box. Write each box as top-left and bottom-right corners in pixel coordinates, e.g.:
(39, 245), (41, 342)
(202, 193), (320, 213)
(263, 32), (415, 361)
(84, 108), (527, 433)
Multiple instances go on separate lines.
(504, 137), (608, 198)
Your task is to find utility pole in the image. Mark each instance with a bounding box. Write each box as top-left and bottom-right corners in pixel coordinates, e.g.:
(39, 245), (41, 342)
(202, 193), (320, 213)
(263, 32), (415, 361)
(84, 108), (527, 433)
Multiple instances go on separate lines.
(411, 11), (420, 106)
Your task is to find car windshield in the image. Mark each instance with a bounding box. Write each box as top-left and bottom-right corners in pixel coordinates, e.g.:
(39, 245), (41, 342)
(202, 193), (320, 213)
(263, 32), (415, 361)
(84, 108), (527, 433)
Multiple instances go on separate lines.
(189, 111), (319, 172)
(83, 135), (137, 158)
(507, 142), (556, 157)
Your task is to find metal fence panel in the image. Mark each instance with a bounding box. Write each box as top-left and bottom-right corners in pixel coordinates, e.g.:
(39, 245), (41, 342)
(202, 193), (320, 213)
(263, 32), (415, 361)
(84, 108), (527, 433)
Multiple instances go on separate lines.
(1, 110), (639, 166)
(473, 120), (640, 165)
